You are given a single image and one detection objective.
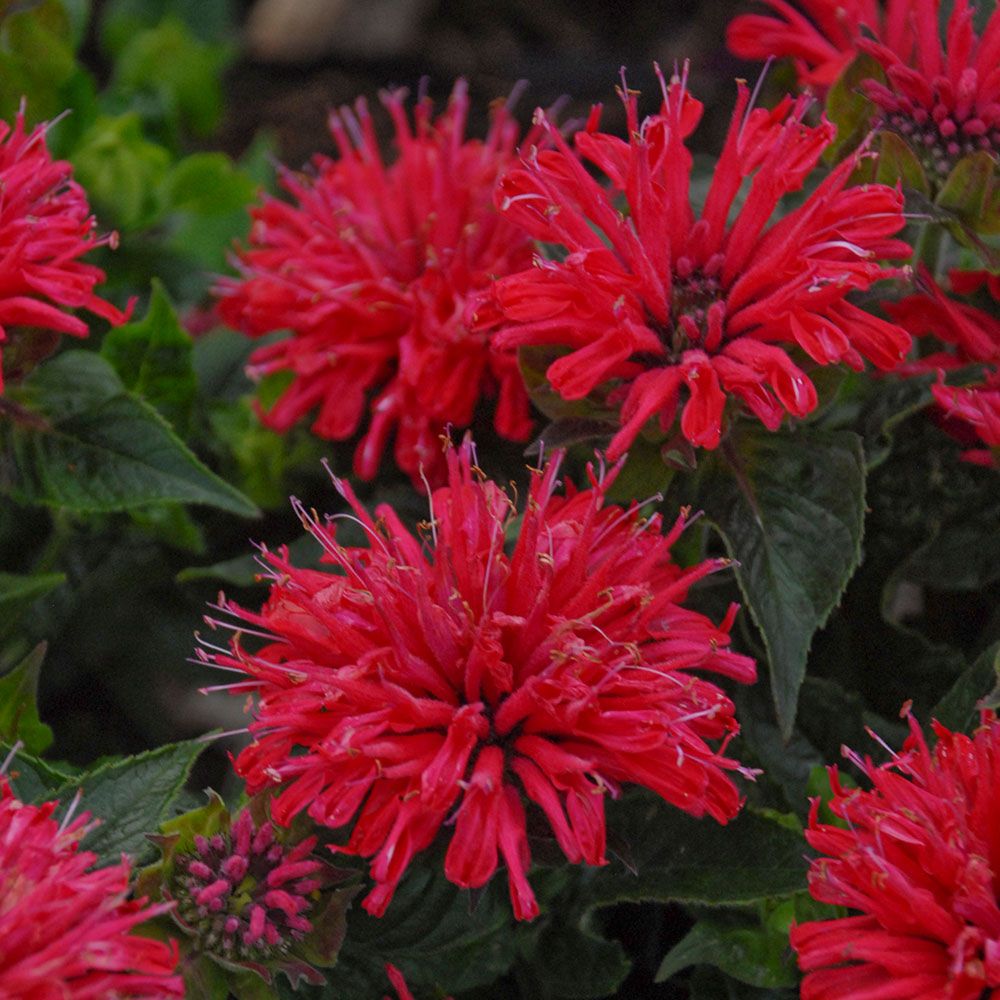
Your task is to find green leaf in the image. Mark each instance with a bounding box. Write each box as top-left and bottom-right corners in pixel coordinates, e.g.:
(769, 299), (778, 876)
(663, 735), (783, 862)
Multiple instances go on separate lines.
(111, 17), (231, 136)
(0, 570), (65, 643)
(582, 792), (808, 908)
(700, 424), (866, 737)
(656, 910), (797, 989)
(932, 642), (1000, 734)
(160, 152), (258, 271)
(100, 0), (234, 52)
(49, 738), (206, 865)
(102, 280), (196, 431)
(824, 53), (883, 163)
(70, 113), (171, 230)
(937, 150), (1000, 235)
(0, 351), (258, 516)
(516, 915), (631, 999)
(0, 642), (52, 753)
(0, 741), (72, 800)
(0, 0), (76, 122)
(874, 131), (931, 195)
(326, 864), (517, 995)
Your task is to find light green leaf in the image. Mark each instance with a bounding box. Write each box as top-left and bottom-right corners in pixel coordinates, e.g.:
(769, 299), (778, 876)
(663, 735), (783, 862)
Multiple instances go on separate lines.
(102, 280), (196, 431)
(0, 642), (53, 753)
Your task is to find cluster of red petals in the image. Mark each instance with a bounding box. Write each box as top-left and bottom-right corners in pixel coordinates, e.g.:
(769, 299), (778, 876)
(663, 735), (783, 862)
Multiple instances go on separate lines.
(887, 267), (1000, 465)
(729, 2), (1000, 178)
(792, 712), (1000, 999)
(727, 0), (889, 91)
(0, 109), (130, 392)
(0, 780), (182, 998)
(215, 81), (538, 487)
(479, 74), (910, 459)
(201, 440), (756, 921)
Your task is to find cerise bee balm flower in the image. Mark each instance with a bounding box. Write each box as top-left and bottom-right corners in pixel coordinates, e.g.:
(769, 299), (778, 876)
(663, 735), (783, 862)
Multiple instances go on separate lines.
(0, 780), (182, 999)
(201, 440), (757, 921)
(216, 81), (539, 487)
(793, 712), (1000, 999)
(479, 70), (911, 459)
(0, 109), (131, 392)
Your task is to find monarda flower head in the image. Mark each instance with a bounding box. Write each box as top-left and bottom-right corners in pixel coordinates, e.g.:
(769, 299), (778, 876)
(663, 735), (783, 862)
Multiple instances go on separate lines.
(215, 80), (539, 487)
(0, 108), (131, 393)
(729, 1), (1000, 188)
(886, 268), (1000, 466)
(0, 779), (182, 998)
(199, 439), (757, 921)
(138, 792), (357, 989)
(478, 70), (910, 459)
(792, 711), (1000, 999)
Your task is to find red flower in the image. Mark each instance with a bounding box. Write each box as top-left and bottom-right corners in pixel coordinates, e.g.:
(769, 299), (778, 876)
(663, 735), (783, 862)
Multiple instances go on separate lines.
(200, 439), (756, 921)
(478, 71), (910, 459)
(886, 268), (1000, 465)
(727, 1), (902, 92)
(729, 1), (1000, 185)
(0, 780), (182, 998)
(792, 711), (1000, 999)
(0, 109), (131, 392)
(215, 81), (538, 487)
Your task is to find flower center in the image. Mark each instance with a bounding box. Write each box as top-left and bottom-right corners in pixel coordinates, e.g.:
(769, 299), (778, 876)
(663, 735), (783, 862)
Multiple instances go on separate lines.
(172, 814), (322, 963)
(662, 252), (726, 358)
(873, 87), (1000, 184)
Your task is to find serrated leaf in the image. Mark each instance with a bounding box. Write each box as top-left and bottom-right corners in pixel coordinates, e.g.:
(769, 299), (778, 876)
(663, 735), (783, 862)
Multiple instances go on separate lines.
(326, 864), (517, 996)
(0, 351), (258, 516)
(0, 741), (73, 801)
(582, 792), (808, 908)
(932, 642), (1000, 734)
(48, 738), (206, 865)
(0, 642), (52, 753)
(102, 280), (196, 431)
(700, 424), (866, 737)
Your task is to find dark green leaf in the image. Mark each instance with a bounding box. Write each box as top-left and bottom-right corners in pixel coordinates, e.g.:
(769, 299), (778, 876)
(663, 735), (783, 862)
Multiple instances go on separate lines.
(49, 738), (206, 865)
(0, 742), (73, 801)
(582, 792), (808, 908)
(0, 352), (258, 516)
(700, 424), (866, 737)
(516, 915), (631, 999)
(0, 642), (52, 752)
(0, 570), (65, 643)
(689, 966), (797, 1000)
(932, 642), (1000, 733)
(325, 864), (517, 996)
(101, 280), (196, 431)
